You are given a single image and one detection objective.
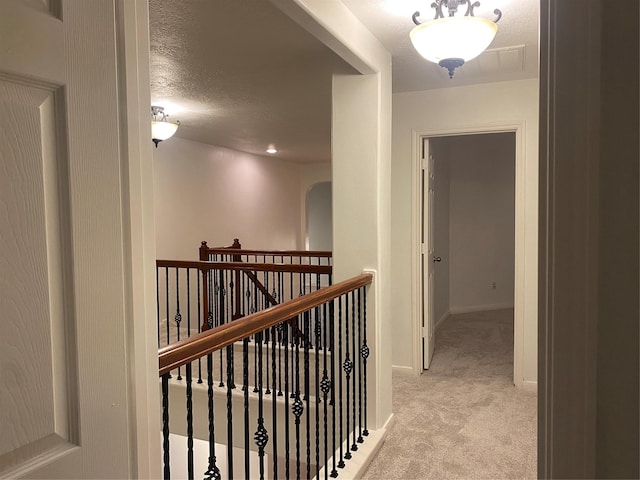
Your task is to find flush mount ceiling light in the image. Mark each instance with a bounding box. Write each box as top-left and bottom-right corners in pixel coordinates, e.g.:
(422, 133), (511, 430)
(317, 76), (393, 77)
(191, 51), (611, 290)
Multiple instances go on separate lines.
(410, 0), (502, 78)
(151, 106), (180, 147)
(266, 144), (278, 154)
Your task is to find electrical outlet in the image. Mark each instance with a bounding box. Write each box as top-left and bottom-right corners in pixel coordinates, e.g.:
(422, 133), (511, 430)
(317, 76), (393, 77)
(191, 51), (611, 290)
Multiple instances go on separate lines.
(491, 282), (497, 289)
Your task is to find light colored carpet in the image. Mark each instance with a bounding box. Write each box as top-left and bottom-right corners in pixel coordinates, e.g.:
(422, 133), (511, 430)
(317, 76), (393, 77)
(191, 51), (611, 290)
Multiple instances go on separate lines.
(361, 309), (536, 480)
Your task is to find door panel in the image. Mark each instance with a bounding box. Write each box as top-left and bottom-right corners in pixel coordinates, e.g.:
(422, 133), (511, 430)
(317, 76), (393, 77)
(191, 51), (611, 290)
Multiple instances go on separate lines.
(422, 139), (435, 369)
(0, 1), (137, 477)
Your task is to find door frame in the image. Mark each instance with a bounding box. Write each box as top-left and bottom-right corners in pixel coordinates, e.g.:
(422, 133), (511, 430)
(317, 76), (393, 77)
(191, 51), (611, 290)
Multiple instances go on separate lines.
(411, 123), (526, 386)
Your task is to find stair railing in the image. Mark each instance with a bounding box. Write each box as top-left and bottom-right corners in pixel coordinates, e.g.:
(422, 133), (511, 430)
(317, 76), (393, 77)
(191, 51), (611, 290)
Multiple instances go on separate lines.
(200, 239), (333, 266)
(159, 272), (373, 480)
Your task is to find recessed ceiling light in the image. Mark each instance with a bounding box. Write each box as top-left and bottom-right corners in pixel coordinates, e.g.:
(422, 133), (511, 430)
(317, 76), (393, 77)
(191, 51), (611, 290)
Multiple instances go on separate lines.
(266, 144), (278, 154)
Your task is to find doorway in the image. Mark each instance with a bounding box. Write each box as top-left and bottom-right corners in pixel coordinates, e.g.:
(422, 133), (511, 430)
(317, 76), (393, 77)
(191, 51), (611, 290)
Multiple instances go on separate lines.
(422, 133), (516, 371)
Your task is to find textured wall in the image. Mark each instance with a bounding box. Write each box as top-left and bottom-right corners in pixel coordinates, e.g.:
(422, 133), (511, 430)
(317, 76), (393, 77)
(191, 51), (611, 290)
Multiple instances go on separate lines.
(153, 137), (303, 260)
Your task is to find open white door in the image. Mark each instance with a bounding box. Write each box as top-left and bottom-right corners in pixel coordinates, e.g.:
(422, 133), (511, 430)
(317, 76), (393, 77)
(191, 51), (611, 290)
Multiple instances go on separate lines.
(422, 139), (436, 369)
(0, 1), (153, 477)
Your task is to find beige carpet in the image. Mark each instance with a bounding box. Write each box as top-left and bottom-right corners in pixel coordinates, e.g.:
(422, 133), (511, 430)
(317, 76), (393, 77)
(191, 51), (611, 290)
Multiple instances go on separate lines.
(361, 309), (536, 480)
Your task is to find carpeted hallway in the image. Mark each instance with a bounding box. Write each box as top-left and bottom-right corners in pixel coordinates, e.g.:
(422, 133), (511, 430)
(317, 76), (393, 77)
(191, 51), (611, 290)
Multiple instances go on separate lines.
(361, 309), (536, 479)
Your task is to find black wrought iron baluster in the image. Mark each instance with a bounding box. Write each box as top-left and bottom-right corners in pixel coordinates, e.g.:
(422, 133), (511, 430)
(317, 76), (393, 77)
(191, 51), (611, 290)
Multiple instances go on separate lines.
(277, 272), (283, 396)
(304, 310), (312, 480)
(218, 269), (225, 387)
(156, 265), (160, 347)
(351, 290), (358, 452)
(226, 343), (234, 480)
(255, 331), (268, 480)
(252, 332), (269, 480)
(343, 292), (353, 460)
(243, 337), (250, 477)
(337, 296), (345, 469)
(204, 353), (221, 480)
(357, 288), (363, 444)
(229, 272), (236, 389)
(314, 305), (321, 480)
(362, 286), (369, 437)
(186, 363), (194, 479)
(196, 270), (203, 384)
(165, 266), (170, 350)
(321, 301), (331, 480)
(175, 268), (182, 380)
(264, 271), (271, 395)
(283, 322), (291, 479)
(293, 316), (303, 480)
(253, 273), (259, 393)
(329, 298), (338, 478)
(162, 373), (170, 480)
(271, 325), (278, 479)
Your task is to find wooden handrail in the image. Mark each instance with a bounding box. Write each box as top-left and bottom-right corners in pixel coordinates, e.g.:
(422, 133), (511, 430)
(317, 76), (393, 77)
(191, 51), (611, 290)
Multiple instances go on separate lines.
(156, 259), (332, 275)
(199, 240), (332, 259)
(158, 273), (372, 376)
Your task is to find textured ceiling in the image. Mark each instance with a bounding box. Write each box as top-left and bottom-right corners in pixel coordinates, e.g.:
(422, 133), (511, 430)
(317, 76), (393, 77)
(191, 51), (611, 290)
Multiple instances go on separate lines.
(149, 0), (539, 162)
(341, 0), (540, 92)
(149, 0), (350, 163)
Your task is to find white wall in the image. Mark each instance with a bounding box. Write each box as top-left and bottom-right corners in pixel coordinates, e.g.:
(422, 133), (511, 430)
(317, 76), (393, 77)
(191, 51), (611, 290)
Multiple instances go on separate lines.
(431, 140), (450, 325)
(391, 78), (539, 386)
(153, 137), (303, 260)
(299, 162), (332, 248)
(306, 181), (332, 250)
(445, 133), (515, 313)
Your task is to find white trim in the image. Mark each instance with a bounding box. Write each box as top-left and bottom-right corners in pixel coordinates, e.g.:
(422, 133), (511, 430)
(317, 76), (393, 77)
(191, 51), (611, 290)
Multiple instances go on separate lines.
(521, 380), (538, 393)
(411, 122), (526, 387)
(392, 365), (417, 375)
(448, 304), (514, 315)
(435, 310), (450, 331)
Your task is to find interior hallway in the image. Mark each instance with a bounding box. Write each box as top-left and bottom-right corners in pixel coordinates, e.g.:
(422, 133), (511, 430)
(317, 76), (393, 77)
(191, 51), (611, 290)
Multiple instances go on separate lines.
(361, 309), (536, 479)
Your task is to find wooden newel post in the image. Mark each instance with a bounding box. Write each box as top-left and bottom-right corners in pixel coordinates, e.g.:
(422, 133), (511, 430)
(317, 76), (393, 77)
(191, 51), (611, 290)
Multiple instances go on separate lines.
(200, 242), (210, 331)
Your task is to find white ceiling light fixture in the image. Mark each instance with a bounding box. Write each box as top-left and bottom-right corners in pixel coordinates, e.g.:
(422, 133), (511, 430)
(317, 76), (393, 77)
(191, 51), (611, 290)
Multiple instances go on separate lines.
(151, 106), (180, 147)
(410, 0), (502, 78)
(266, 144), (278, 154)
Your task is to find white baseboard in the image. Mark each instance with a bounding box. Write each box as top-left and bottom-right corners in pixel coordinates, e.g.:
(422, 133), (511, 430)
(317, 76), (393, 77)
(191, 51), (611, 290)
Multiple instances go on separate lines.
(435, 310), (450, 331)
(520, 380), (537, 392)
(449, 303), (514, 315)
(391, 365), (416, 375)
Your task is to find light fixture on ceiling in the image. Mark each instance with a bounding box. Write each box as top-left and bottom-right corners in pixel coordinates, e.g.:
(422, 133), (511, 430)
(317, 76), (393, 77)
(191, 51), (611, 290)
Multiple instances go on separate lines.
(266, 144), (278, 154)
(151, 106), (180, 147)
(410, 0), (502, 79)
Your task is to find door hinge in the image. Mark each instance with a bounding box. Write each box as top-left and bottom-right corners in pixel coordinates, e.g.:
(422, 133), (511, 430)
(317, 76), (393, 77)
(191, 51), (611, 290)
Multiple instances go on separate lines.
(420, 243), (426, 255)
(421, 157), (427, 170)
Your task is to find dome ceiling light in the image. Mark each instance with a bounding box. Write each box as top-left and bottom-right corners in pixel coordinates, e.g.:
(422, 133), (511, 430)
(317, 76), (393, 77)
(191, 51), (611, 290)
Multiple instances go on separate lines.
(151, 106), (180, 148)
(410, 0), (503, 79)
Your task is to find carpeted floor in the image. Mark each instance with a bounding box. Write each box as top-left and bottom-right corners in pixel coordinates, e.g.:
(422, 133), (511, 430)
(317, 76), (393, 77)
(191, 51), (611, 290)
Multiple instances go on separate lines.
(361, 309), (536, 480)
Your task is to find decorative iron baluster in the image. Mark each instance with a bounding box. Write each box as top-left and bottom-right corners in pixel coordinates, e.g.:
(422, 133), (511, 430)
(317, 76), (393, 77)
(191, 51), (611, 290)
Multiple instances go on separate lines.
(226, 344), (234, 479)
(351, 290), (358, 452)
(196, 270), (203, 384)
(357, 288), (363, 444)
(343, 293), (352, 461)
(204, 354), (221, 480)
(156, 265), (160, 347)
(271, 325), (278, 479)
(219, 270), (225, 387)
(165, 266), (170, 350)
(162, 373), (170, 480)
(304, 311), (311, 479)
(337, 296), (345, 469)
(176, 268), (182, 380)
(255, 331), (268, 480)
(283, 322), (291, 479)
(264, 272), (271, 395)
(330, 298), (338, 478)
(362, 286), (369, 437)
(243, 337), (250, 477)
(293, 316), (303, 479)
(253, 274), (259, 393)
(278, 273), (284, 397)
(314, 305), (321, 479)
(186, 363), (194, 479)
(321, 301), (332, 480)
